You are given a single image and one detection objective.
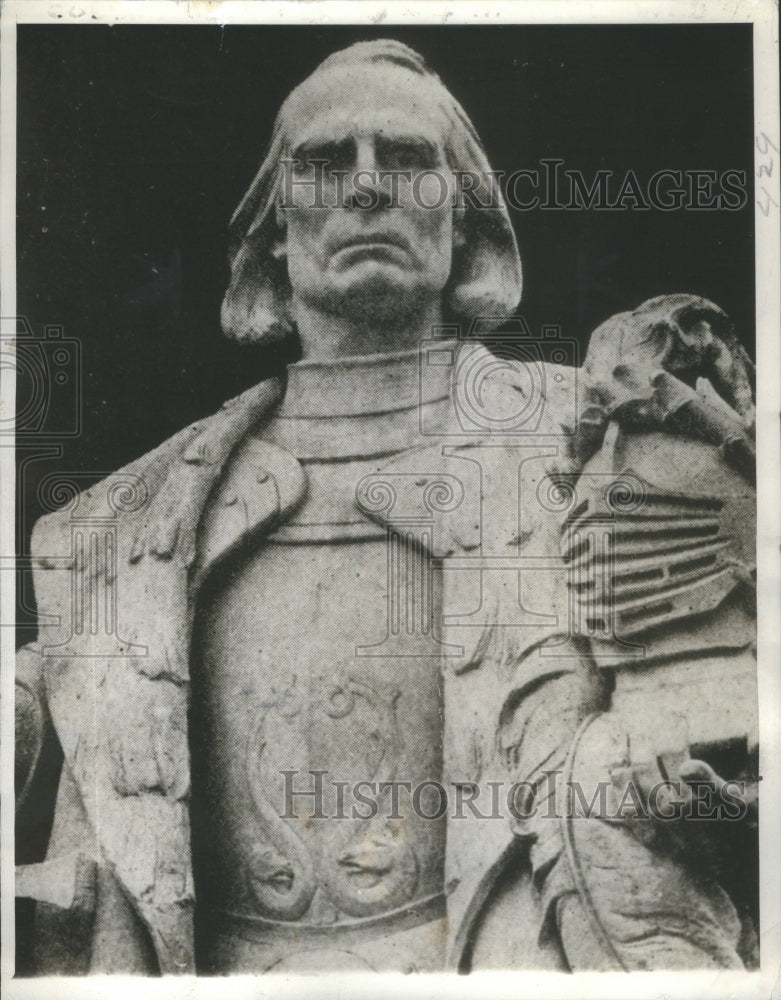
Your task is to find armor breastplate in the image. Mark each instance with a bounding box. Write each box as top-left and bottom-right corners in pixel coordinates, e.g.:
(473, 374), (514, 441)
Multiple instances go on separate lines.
(190, 348), (452, 972)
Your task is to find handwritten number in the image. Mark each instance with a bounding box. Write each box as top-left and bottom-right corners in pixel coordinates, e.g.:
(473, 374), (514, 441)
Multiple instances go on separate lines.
(757, 187), (779, 217)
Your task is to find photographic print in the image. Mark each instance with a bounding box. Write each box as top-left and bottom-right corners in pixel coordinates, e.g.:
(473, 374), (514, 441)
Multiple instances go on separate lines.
(2, 2), (779, 997)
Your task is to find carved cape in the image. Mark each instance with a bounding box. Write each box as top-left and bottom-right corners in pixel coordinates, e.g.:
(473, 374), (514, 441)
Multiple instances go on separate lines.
(18, 345), (579, 974)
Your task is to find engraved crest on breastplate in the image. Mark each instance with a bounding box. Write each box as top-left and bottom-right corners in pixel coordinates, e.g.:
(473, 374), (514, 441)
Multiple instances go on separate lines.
(244, 668), (420, 922)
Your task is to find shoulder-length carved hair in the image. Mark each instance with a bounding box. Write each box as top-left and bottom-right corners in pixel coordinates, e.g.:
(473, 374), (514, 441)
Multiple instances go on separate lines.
(221, 39), (522, 347)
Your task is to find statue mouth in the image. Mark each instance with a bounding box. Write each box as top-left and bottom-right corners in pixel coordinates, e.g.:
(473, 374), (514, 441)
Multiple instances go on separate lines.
(335, 232), (411, 253)
(331, 235), (413, 268)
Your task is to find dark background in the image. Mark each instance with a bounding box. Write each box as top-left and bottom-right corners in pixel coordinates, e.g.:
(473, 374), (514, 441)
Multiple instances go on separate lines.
(16, 23), (755, 555)
(13, 22), (755, 971)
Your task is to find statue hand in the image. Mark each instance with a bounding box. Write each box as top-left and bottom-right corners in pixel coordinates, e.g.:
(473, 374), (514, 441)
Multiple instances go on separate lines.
(610, 753), (757, 858)
(677, 757), (758, 827)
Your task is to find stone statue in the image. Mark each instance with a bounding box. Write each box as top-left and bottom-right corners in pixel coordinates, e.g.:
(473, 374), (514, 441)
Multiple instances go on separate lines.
(484, 293), (758, 971)
(15, 40), (757, 975)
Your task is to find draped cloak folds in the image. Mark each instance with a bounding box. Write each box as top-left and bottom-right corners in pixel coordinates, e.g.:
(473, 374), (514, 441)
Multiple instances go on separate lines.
(16, 343), (580, 974)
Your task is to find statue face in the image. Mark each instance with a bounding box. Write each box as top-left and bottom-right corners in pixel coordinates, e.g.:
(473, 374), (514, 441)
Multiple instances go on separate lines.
(279, 63), (456, 326)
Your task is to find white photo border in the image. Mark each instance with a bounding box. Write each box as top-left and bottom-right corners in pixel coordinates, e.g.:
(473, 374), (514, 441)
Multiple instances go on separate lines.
(1, 2), (778, 998)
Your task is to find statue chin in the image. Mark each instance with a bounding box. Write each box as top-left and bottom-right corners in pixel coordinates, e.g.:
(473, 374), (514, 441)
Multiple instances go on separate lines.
(325, 270), (443, 327)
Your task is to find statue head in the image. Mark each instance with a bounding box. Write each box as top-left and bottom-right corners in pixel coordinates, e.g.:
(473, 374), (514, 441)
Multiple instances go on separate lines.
(221, 39), (522, 348)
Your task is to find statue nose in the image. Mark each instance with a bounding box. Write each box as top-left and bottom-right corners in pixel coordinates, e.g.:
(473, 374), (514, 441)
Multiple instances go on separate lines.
(354, 137), (378, 174)
(345, 183), (391, 212)
(344, 139), (391, 211)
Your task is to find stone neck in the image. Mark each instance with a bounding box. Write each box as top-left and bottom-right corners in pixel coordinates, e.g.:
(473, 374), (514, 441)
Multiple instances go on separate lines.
(278, 344), (454, 419)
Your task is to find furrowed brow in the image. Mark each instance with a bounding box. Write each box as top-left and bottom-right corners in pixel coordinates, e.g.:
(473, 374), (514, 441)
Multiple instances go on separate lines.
(378, 134), (437, 149)
(290, 136), (352, 162)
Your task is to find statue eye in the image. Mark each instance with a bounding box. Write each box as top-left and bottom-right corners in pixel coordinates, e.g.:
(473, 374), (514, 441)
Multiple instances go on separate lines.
(293, 141), (353, 174)
(379, 140), (436, 172)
